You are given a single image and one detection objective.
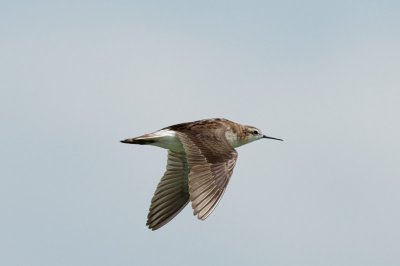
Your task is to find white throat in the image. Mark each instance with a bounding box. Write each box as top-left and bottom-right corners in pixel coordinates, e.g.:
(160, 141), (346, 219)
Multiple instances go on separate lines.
(225, 131), (244, 148)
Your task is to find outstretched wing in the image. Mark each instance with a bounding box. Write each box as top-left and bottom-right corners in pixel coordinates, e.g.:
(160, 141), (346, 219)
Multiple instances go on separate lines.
(146, 150), (190, 230)
(177, 129), (238, 220)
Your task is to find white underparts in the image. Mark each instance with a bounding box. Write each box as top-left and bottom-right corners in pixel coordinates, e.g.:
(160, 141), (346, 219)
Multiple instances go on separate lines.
(142, 129), (246, 151)
(148, 130), (184, 152)
(225, 130), (243, 148)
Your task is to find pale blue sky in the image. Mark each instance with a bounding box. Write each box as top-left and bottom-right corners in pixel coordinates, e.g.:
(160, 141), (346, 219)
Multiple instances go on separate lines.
(1, 1), (400, 265)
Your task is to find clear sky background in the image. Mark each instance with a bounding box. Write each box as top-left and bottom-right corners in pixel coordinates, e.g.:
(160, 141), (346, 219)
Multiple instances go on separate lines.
(1, 1), (400, 265)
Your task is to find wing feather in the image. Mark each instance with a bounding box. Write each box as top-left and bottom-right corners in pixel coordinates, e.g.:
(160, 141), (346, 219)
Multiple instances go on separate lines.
(146, 150), (189, 230)
(176, 130), (238, 220)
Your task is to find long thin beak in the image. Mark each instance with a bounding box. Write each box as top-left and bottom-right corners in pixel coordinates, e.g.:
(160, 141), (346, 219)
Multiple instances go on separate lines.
(262, 135), (283, 141)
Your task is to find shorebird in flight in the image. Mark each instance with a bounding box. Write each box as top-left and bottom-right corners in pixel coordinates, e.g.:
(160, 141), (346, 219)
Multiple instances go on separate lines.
(121, 118), (282, 230)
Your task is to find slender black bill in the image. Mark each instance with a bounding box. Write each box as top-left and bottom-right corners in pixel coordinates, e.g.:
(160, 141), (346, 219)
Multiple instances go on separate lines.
(262, 135), (283, 141)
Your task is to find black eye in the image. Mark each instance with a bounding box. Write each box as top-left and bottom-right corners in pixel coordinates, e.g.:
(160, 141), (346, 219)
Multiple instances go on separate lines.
(253, 130), (259, 135)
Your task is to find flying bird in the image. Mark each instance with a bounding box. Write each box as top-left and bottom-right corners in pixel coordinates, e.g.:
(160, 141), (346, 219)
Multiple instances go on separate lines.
(121, 118), (282, 230)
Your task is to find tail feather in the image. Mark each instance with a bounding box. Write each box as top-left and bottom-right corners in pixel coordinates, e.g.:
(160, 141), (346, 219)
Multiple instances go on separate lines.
(121, 137), (156, 145)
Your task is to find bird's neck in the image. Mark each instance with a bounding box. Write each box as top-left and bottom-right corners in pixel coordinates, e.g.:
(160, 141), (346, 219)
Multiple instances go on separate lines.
(225, 129), (247, 148)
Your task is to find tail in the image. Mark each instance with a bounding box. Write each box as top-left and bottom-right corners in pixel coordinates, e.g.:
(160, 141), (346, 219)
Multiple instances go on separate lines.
(120, 136), (156, 145)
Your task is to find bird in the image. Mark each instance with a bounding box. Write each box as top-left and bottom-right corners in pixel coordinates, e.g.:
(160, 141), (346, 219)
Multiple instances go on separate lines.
(121, 118), (283, 230)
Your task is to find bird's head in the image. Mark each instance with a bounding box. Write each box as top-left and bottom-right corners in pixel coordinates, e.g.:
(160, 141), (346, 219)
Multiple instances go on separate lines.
(243, 125), (283, 144)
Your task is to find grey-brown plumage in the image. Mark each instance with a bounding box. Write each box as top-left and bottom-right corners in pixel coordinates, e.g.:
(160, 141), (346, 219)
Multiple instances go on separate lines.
(121, 118), (282, 230)
(146, 151), (189, 230)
